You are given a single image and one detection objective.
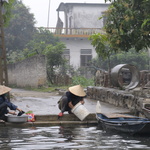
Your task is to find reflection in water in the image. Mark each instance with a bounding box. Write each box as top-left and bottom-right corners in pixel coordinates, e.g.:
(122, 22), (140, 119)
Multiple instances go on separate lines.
(0, 125), (150, 150)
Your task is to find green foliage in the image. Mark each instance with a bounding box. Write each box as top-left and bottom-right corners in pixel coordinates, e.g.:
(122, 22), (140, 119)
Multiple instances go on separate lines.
(104, 0), (150, 52)
(90, 49), (149, 71)
(110, 49), (149, 70)
(45, 42), (67, 84)
(72, 76), (94, 87)
(45, 42), (66, 66)
(89, 33), (112, 59)
(35, 28), (59, 45)
(89, 33), (114, 74)
(2, 0), (14, 26)
(5, 0), (36, 51)
(7, 50), (24, 63)
(7, 28), (60, 62)
(25, 85), (69, 93)
(26, 28), (59, 55)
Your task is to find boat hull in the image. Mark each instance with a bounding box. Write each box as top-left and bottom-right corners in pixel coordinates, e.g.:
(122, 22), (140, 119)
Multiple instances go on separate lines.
(96, 113), (150, 134)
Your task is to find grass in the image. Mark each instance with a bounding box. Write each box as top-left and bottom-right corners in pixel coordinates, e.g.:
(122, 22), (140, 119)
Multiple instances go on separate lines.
(25, 85), (69, 92)
(20, 84), (91, 93)
(10, 75), (94, 93)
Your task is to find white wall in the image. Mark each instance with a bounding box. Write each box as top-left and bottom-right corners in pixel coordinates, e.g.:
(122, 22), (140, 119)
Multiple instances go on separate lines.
(57, 3), (108, 69)
(7, 55), (47, 88)
(61, 37), (97, 69)
(62, 4), (109, 29)
(72, 5), (108, 28)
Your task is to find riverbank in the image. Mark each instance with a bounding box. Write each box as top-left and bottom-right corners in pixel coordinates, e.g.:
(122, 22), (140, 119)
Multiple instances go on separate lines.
(87, 86), (150, 118)
(0, 88), (131, 126)
(10, 88), (130, 115)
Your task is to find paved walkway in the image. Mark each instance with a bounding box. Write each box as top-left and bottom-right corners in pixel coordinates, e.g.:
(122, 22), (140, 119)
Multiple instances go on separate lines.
(10, 88), (129, 115)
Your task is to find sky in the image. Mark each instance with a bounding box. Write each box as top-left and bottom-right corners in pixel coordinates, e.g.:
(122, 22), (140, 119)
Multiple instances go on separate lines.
(22, 0), (108, 27)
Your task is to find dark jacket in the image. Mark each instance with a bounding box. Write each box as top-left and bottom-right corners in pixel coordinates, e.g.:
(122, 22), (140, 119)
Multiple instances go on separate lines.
(58, 91), (84, 113)
(0, 95), (17, 115)
(66, 91), (83, 106)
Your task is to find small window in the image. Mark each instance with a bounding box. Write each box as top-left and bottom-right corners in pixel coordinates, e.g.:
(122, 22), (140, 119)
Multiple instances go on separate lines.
(63, 49), (70, 55)
(80, 49), (92, 67)
(63, 49), (70, 64)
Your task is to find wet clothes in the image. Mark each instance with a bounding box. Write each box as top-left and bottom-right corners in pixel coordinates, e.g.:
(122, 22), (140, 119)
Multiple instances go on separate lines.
(0, 95), (17, 120)
(58, 91), (84, 113)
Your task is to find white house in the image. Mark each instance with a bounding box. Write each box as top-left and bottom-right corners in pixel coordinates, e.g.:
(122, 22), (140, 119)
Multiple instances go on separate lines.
(54, 3), (110, 69)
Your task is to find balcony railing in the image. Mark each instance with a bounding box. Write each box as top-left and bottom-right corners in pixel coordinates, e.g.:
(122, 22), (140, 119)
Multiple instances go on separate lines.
(44, 27), (105, 37)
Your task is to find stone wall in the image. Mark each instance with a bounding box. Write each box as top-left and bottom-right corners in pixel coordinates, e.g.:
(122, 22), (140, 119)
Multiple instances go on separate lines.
(86, 86), (149, 118)
(7, 55), (47, 88)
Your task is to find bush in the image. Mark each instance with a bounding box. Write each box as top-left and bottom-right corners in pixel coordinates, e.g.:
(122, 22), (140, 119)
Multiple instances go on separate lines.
(72, 76), (94, 87)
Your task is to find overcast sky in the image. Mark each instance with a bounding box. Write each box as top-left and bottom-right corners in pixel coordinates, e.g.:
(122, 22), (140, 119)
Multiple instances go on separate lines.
(22, 0), (108, 27)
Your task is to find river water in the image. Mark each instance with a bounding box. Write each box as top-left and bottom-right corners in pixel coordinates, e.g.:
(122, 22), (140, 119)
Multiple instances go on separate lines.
(0, 125), (150, 150)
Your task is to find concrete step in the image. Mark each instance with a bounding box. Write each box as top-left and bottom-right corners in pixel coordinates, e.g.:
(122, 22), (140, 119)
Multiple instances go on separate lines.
(0, 113), (98, 127)
(35, 113), (97, 122)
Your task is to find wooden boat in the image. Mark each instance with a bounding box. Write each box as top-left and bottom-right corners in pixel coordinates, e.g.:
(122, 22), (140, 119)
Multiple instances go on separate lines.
(96, 113), (150, 134)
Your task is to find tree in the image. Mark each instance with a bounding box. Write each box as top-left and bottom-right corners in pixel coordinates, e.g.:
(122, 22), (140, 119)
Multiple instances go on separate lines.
(4, 0), (36, 51)
(91, 49), (149, 71)
(25, 28), (59, 55)
(89, 33), (113, 86)
(45, 42), (66, 84)
(89, 33), (112, 59)
(7, 28), (60, 63)
(89, 33), (113, 70)
(2, 0), (14, 26)
(104, 0), (150, 52)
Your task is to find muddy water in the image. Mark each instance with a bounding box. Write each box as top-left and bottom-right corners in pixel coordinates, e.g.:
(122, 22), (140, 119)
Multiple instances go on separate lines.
(0, 125), (150, 150)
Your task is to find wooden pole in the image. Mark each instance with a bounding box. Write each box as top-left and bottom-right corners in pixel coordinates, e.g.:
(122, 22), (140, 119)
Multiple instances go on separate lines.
(0, 1), (8, 86)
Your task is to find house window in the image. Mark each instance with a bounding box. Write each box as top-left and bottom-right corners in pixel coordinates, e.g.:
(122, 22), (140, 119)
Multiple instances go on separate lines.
(80, 49), (92, 67)
(63, 49), (70, 64)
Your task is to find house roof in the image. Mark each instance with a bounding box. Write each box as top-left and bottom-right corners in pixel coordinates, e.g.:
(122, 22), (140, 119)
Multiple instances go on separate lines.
(56, 2), (110, 11)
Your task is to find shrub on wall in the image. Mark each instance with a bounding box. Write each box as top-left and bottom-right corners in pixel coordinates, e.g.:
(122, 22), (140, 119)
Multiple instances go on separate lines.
(72, 76), (94, 87)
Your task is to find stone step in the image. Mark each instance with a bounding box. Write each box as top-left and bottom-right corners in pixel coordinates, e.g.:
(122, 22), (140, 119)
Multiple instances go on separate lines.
(0, 113), (98, 127)
(35, 113), (97, 122)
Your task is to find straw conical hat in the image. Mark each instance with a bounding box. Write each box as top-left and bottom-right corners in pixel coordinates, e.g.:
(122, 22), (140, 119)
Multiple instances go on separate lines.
(68, 85), (86, 97)
(0, 85), (11, 95)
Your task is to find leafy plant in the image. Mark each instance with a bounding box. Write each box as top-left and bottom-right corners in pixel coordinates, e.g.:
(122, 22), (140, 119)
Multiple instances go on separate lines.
(5, 0), (36, 51)
(45, 42), (66, 84)
(72, 76), (94, 87)
(104, 0), (150, 52)
(90, 49), (149, 71)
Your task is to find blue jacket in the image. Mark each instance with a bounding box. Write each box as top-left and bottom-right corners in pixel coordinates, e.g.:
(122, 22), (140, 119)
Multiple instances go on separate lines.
(0, 95), (17, 112)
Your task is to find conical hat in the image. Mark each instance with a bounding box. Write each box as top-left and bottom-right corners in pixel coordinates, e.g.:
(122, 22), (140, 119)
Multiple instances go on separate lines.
(0, 85), (11, 95)
(68, 85), (86, 97)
